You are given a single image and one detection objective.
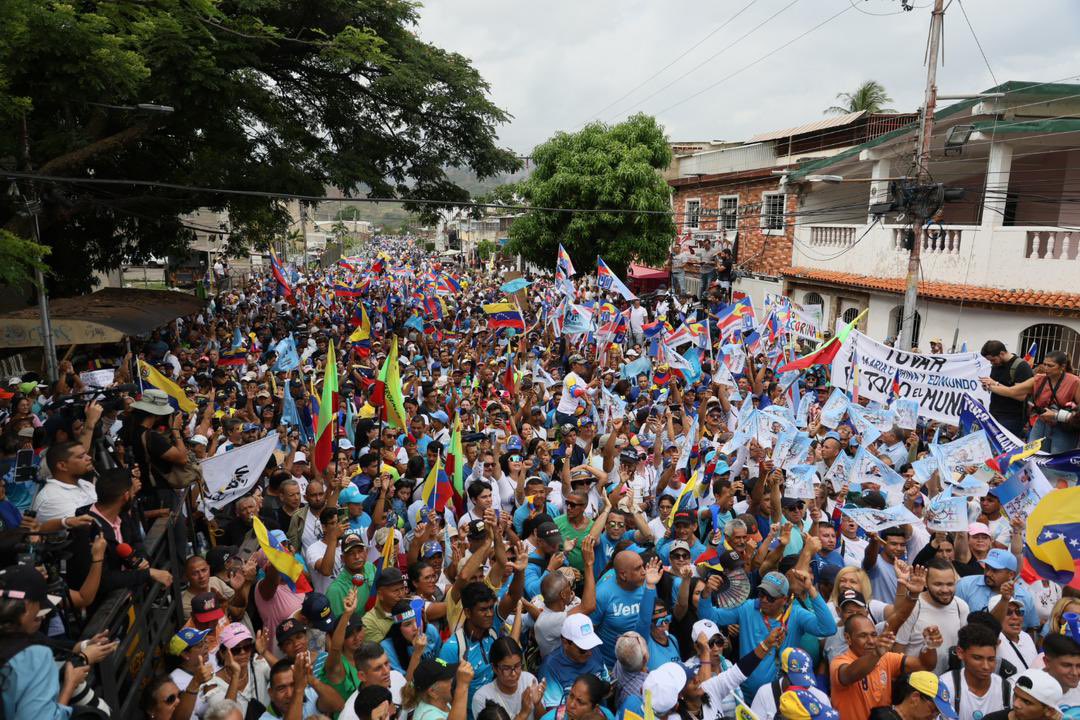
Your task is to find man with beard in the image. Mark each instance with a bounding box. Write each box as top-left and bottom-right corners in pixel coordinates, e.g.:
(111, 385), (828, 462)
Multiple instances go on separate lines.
(326, 529), (378, 616)
(659, 509), (708, 564)
(863, 526), (908, 604)
(895, 558), (970, 674)
(286, 478), (330, 553)
(956, 549), (1038, 630)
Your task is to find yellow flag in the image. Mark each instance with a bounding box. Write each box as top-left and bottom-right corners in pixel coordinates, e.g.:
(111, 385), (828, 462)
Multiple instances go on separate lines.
(667, 471), (700, 528)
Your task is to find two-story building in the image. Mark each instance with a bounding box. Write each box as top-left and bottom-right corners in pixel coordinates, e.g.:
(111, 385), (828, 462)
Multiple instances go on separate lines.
(781, 80), (1080, 365)
(668, 111), (915, 303)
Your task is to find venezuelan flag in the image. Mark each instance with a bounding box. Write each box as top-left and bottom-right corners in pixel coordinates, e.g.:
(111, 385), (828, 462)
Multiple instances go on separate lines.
(138, 360), (196, 413)
(667, 471), (700, 527)
(252, 517), (310, 592)
(421, 456), (453, 512)
(1024, 341), (1038, 365)
(1024, 486), (1080, 590)
(483, 302), (525, 331)
(269, 248), (294, 303)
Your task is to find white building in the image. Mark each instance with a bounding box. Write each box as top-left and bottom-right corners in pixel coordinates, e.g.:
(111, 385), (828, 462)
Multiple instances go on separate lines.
(780, 80), (1080, 365)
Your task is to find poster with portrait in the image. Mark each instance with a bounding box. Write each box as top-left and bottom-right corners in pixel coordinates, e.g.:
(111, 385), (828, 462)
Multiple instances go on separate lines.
(785, 465), (819, 500)
(925, 492), (969, 532)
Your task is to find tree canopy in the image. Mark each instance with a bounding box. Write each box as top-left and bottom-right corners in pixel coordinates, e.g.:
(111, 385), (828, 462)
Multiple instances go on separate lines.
(0, 0), (518, 294)
(826, 80), (896, 114)
(506, 114), (675, 276)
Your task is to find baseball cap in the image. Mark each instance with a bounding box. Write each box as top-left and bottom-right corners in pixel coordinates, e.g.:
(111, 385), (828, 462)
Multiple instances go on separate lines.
(691, 619), (722, 644)
(669, 540), (692, 554)
(339, 438), (354, 451)
(781, 497), (805, 511)
(642, 663), (690, 715)
(781, 647), (816, 688)
(341, 529), (367, 551)
(967, 521), (991, 537)
(906, 670), (959, 719)
(300, 592), (335, 632)
(559, 422), (577, 435)
(816, 563), (841, 587)
(293, 451), (308, 464)
(0, 564), (61, 615)
(339, 485), (365, 504)
(506, 435), (524, 451)
(673, 510), (695, 526)
(778, 690), (839, 720)
(988, 593), (1023, 611)
(205, 545), (238, 575)
(1013, 668), (1065, 709)
(536, 522), (562, 544)
(275, 618), (308, 645)
(838, 589), (867, 608)
(421, 541), (444, 558)
(465, 520), (487, 539)
(561, 614), (603, 650)
(619, 448), (641, 464)
(191, 592), (226, 623)
(985, 548), (1018, 572)
(375, 568), (406, 589)
(168, 627), (210, 655)
(220, 622), (254, 649)
(760, 571), (791, 599)
(568, 354), (586, 365)
(413, 658), (458, 693)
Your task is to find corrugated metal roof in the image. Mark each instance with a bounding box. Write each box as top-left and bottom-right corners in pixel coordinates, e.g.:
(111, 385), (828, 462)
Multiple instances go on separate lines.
(750, 111), (865, 143)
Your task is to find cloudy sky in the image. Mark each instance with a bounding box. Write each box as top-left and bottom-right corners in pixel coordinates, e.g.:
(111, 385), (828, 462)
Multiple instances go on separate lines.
(415, 0), (1080, 155)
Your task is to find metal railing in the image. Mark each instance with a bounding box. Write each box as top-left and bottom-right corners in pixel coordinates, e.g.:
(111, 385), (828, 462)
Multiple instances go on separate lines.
(79, 491), (190, 718)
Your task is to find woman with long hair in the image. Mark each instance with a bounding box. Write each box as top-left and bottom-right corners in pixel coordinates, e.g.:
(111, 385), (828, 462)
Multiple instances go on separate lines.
(381, 599), (441, 676)
(988, 349), (1080, 452)
(470, 637), (542, 720)
(202, 623), (271, 717)
(537, 675), (613, 720)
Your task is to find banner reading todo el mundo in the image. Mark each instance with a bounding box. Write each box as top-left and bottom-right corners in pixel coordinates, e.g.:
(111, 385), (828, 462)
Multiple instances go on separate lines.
(831, 330), (992, 425)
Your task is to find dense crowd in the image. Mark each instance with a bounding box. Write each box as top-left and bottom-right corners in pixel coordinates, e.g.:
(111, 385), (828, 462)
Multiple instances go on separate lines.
(1, 235), (1080, 720)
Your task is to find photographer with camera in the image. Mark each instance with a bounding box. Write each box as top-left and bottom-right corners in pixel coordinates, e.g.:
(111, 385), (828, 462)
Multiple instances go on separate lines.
(120, 389), (191, 524)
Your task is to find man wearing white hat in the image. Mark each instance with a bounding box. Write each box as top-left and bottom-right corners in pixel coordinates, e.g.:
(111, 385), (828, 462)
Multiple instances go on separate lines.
(982, 668), (1063, 720)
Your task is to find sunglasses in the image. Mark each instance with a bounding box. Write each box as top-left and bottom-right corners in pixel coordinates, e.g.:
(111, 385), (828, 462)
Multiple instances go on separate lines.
(484, 462), (495, 468)
(653, 614), (672, 626)
(708, 636), (724, 648)
(509, 455), (522, 463)
(670, 552), (691, 560)
(565, 501), (587, 508)
(162, 692), (179, 704)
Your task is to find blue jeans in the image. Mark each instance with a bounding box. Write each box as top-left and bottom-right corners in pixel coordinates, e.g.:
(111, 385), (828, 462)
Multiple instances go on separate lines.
(699, 270), (715, 298)
(672, 270), (685, 295)
(1029, 418), (1080, 453)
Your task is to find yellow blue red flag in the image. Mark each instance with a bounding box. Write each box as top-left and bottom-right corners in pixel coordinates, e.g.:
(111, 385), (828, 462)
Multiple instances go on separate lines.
(1024, 486), (1080, 590)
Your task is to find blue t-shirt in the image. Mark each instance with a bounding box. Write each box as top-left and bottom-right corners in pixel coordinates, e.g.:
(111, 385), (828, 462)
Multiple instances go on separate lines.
(589, 575), (644, 669)
(439, 629), (498, 715)
(539, 645), (611, 708)
(956, 575), (1039, 628)
(513, 501), (558, 536)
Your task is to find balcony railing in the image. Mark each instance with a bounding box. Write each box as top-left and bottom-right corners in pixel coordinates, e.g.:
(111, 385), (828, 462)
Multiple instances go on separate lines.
(809, 225), (857, 246)
(890, 225), (964, 255)
(1025, 230), (1080, 260)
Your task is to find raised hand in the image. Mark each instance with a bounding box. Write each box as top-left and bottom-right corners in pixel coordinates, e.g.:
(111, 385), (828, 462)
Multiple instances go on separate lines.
(763, 624), (786, 649)
(644, 556), (663, 587)
(343, 587), (358, 616)
(875, 631), (896, 656)
(922, 625), (943, 649)
(412, 629), (428, 653)
(456, 660), (474, 685)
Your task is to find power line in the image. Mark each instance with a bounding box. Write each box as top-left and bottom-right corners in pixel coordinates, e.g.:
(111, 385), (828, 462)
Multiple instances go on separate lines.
(577, 0), (764, 126)
(954, 0), (997, 86)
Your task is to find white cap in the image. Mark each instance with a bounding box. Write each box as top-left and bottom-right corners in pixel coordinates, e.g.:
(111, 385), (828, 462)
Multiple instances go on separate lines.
(339, 439), (354, 451)
(1013, 668), (1065, 708)
(988, 594), (1023, 608)
(190, 434), (209, 446)
(691, 619), (721, 644)
(293, 451), (307, 463)
(642, 663), (689, 714)
(561, 614), (602, 650)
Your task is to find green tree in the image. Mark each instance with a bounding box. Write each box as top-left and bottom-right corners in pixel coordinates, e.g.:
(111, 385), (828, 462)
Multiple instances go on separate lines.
(826, 80), (896, 114)
(506, 114), (674, 275)
(476, 239), (497, 261)
(0, 0), (518, 294)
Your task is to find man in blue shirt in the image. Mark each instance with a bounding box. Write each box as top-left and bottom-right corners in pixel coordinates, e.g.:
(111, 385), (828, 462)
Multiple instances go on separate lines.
(512, 477), (557, 536)
(590, 549), (647, 669)
(657, 510), (708, 564)
(439, 582), (500, 713)
(705, 570), (837, 699)
(956, 548), (1039, 628)
(636, 558), (682, 669)
(538, 613), (610, 709)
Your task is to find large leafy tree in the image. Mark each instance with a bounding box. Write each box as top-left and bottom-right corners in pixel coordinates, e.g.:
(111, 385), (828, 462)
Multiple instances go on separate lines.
(826, 80), (895, 114)
(0, 0), (518, 294)
(507, 114), (674, 276)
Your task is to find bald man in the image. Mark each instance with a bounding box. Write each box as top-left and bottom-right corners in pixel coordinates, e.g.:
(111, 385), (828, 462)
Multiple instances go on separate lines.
(589, 549), (647, 667)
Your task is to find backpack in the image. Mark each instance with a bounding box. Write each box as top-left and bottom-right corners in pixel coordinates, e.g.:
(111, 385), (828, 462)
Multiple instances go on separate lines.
(950, 665), (1010, 713)
(141, 430), (203, 490)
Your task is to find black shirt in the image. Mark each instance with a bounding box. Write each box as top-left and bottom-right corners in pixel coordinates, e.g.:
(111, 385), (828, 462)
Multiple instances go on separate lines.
(989, 355), (1033, 424)
(868, 708), (903, 720)
(981, 710), (1011, 720)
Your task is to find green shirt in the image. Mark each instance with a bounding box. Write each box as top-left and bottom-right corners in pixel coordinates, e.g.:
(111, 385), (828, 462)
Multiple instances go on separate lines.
(316, 653), (359, 715)
(327, 562), (377, 616)
(554, 514), (592, 571)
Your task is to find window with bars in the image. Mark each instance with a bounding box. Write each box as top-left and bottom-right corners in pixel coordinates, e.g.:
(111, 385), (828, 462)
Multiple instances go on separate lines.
(761, 193), (786, 232)
(842, 307), (861, 325)
(718, 196), (739, 232)
(804, 292), (824, 310)
(890, 306), (922, 347)
(686, 199), (701, 230)
(1018, 323), (1080, 368)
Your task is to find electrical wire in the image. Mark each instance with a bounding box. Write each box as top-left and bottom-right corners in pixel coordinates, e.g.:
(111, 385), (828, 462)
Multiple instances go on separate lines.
(577, 0), (764, 126)
(954, 0), (998, 86)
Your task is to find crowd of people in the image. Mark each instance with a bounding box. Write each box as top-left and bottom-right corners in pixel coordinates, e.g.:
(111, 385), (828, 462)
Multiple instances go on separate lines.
(1, 234), (1080, 720)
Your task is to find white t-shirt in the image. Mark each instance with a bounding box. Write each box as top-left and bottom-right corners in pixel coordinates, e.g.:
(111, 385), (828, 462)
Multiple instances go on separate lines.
(1020, 578), (1062, 626)
(534, 610), (569, 657)
(558, 371), (587, 415)
(471, 673), (538, 719)
(338, 671), (406, 720)
(997, 631), (1037, 674)
(939, 670), (1007, 720)
(304, 540), (341, 596)
(896, 597), (970, 675)
(838, 534), (868, 568)
(30, 478), (98, 523)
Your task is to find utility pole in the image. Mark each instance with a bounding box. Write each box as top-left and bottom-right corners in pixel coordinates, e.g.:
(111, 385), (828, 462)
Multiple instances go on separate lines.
(300, 205), (309, 269)
(899, 0), (944, 351)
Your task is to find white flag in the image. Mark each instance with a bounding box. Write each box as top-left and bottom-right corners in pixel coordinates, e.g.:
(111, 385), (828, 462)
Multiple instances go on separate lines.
(200, 434), (279, 514)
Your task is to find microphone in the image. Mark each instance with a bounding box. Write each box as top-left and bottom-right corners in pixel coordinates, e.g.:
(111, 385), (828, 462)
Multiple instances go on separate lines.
(115, 543), (141, 570)
(351, 573), (366, 587)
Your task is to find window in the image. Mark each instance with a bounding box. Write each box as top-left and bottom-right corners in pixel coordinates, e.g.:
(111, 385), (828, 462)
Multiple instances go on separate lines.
(1019, 323), (1080, 368)
(718, 195), (739, 232)
(842, 307), (862, 325)
(761, 193), (786, 232)
(685, 199), (701, 230)
(890, 306), (922, 347)
(803, 292), (824, 311)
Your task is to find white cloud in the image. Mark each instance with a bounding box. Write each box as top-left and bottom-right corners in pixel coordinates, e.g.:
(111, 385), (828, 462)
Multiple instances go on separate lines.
(414, 0), (1080, 154)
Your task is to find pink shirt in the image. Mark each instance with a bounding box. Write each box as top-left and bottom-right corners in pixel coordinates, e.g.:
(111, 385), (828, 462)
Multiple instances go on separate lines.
(254, 580), (304, 653)
(90, 505), (123, 544)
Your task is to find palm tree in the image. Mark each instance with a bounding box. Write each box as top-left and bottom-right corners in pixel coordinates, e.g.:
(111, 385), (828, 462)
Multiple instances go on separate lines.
(826, 81), (896, 114)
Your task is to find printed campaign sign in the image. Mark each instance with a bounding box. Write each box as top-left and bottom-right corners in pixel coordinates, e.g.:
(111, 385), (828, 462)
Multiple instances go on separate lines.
(846, 404), (882, 446)
(852, 446), (905, 505)
(820, 388), (849, 429)
(823, 453), (853, 492)
(911, 456), (939, 485)
(80, 368), (116, 389)
(785, 465), (818, 499)
(929, 431), (994, 481)
(831, 330), (991, 424)
(893, 398), (920, 430)
(200, 435), (279, 514)
(925, 492), (969, 531)
(789, 305), (822, 342)
(841, 505), (921, 533)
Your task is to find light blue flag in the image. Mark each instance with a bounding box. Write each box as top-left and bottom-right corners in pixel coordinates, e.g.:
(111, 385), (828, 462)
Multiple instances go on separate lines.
(620, 355), (652, 380)
(500, 278), (531, 294)
(562, 304), (594, 335)
(596, 256), (637, 301)
(281, 380), (302, 430)
(404, 315), (425, 333)
(272, 335), (300, 372)
(343, 396), (356, 446)
(681, 347), (703, 385)
(231, 327), (245, 351)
